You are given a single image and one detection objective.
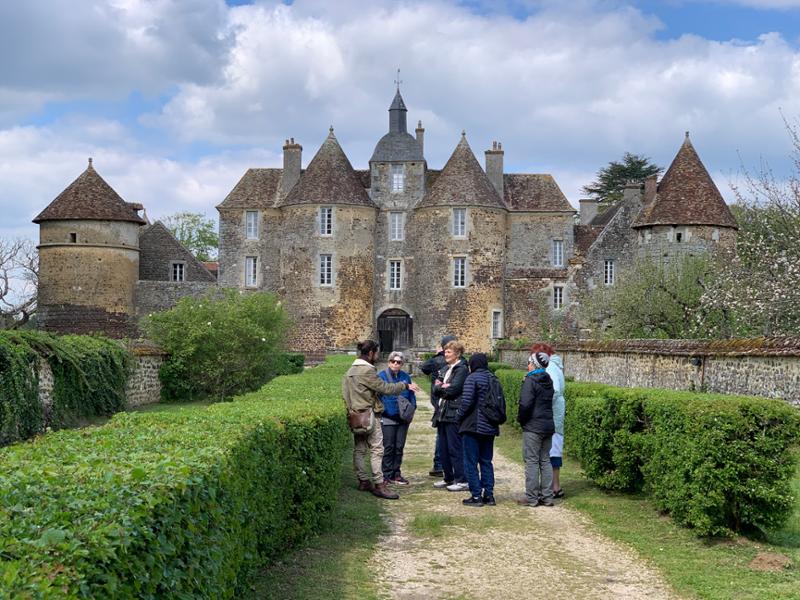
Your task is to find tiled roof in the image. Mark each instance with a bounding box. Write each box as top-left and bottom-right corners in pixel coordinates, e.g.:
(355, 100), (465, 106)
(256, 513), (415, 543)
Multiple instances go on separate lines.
(34, 161), (146, 224)
(632, 134), (738, 229)
(503, 174), (574, 212)
(416, 135), (505, 209)
(216, 168), (284, 210)
(354, 169), (371, 189)
(279, 129), (376, 208)
(589, 202), (622, 228)
(574, 224), (602, 255)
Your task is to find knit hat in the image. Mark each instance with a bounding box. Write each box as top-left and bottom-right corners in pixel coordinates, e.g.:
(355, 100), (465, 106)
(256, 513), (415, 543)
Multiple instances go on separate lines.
(440, 335), (456, 347)
(528, 351), (549, 370)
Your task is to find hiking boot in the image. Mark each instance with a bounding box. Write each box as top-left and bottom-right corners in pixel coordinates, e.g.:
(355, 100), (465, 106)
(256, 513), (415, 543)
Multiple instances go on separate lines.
(357, 480), (374, 492)
(462, 496), (484, 507)
(429, 469), (444, 477)
(433, 480), (452, 489)
(482, 494), (496, 506)
(371, 482), (400, 500)
(446, 482), (469, 492)
(391, 476), (410, 486)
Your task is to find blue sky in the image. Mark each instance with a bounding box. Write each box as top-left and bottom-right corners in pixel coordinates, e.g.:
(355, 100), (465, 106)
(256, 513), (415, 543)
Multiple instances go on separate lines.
(1, 0), (800, 243)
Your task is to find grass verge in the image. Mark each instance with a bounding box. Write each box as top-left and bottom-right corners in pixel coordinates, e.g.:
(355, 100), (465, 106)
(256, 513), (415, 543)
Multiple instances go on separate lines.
(246, 449), (387, 600)
(495, 427), (800, 600)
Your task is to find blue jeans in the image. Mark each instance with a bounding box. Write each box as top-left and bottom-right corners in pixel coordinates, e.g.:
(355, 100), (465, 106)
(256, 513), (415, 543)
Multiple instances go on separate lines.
(462, 432), (495, 498)
(437, 423), (465, 483)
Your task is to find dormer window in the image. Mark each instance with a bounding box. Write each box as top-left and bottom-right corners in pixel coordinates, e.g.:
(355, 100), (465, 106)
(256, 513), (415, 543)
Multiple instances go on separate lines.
(391, 164), (405, 193)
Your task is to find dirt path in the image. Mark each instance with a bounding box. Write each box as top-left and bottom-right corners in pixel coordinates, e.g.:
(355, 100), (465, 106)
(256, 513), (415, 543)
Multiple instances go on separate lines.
(369, 391), (680, 600)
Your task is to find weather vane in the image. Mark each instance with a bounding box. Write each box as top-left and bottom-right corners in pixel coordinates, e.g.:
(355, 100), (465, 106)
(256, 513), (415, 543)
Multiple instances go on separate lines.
(394, 68), (402, 91)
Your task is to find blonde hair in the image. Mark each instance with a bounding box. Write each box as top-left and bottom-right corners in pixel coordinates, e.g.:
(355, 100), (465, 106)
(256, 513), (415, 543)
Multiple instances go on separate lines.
(443, 340), (465, 356)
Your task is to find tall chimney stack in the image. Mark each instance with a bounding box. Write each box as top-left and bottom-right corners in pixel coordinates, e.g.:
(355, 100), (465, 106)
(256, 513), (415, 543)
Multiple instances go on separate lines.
(415, 120), (425, 155)
(579, 198), (599, 225)
(485, 140), (504, 199)
(281, 137), (302, 197)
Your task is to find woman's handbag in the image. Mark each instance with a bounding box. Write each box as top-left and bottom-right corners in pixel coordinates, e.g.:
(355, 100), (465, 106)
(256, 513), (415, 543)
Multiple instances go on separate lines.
(348, 409), (375, 434)
(397, 394), (416, 423)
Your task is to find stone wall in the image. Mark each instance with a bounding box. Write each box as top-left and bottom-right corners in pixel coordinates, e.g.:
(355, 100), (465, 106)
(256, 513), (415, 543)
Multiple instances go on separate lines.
(134, 280), (217, 319)
(498, 338), (800, 407)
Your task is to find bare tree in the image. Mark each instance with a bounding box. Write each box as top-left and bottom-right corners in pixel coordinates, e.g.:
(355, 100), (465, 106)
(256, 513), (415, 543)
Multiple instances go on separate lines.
(0, 239), (38, 329)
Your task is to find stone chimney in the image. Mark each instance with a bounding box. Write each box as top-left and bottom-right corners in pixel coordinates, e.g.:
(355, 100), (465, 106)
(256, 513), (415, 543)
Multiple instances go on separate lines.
(643, 174), (657, 204)
(579, 199), (599, 225)
(485, 141), (504, 199)
(281, 138), (302, 197)
(415, 120), (425, 155)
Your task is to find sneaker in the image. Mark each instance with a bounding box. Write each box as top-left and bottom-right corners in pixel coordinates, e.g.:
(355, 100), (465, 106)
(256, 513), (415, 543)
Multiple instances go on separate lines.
(553, 489), (565, 499)
(391, 476), (410, 486)
(482, 495), (496, 506)
(446, 482), (470, 492)
(462, 496), (484, 507)
(433, 480), (452, 489)
(429, 469), (444, 477)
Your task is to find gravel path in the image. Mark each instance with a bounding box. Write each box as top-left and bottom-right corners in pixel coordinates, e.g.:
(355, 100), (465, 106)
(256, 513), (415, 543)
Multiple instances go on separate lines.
(369, 391), (681, 600)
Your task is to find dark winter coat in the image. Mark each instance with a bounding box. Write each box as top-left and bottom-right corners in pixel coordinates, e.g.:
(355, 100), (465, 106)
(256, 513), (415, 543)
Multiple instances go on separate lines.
(420, 351), (447, 406)
(456, 368), (500, 437)
(431, 358), (468, 425)
(517, 370), (555, 435)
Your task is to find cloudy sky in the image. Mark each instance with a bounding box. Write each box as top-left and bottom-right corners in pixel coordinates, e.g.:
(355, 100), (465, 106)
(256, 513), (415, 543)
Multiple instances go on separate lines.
(2, 0), (800, 242)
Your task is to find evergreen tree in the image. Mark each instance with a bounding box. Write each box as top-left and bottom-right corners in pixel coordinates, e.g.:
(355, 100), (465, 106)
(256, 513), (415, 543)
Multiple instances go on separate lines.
(582, 153), (663, 205)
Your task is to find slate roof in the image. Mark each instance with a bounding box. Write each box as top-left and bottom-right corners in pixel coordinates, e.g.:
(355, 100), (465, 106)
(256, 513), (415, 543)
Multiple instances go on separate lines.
(216, 168), (284, 210)
(573, 224), (602, 255)
(34, 161), (146, 224)
(632, 134), (738, 229)
(416, 134), (505, 209)
(371, 132), (425, 162)
(503, 174), (575, 212)
(279, 129), (376, 208)
(589, 202), (622, 228)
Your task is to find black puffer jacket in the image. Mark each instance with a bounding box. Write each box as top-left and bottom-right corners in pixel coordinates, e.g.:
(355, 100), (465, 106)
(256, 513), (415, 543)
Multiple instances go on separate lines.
(420, 351), (447, 406)
(517, 370), (555, 435)
(432, 359), (468, 425)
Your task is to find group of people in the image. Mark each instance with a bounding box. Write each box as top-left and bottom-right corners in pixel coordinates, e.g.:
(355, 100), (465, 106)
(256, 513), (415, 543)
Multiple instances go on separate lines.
(341, 337), (566, 506)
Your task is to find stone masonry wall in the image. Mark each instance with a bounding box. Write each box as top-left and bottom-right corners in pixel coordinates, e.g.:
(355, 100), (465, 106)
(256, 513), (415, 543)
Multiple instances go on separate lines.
(134, 280), (217, 320)
(498, 339), (800, 406)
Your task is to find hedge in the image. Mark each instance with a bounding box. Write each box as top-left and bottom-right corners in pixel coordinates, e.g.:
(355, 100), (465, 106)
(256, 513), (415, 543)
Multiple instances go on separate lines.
(495, 369), (800, 536)
(0, 355), (351, 598)
(0, 331), (130, 446)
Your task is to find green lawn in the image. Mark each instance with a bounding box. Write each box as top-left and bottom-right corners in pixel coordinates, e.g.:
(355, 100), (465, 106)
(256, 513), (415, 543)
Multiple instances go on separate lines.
(246, 450), (387, 600)
(495, 428), (800, 600)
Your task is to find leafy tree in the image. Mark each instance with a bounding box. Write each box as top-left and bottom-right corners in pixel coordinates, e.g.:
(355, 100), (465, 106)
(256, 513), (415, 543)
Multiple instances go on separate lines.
(582, 152), (663, 205)
(162, 211), (219, 262)
(144, 289), (290, 401)
(580, 255), (723, 339)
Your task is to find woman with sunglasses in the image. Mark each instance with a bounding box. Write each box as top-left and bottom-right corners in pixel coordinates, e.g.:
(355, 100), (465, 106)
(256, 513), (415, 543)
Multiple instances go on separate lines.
(378, 351), (417, 485)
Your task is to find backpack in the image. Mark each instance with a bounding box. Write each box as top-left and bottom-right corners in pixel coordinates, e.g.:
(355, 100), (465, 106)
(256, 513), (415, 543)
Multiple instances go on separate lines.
(479, 373), (507, 425)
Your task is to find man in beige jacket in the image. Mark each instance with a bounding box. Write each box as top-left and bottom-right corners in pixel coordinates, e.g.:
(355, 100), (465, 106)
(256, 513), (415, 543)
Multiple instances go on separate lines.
(343, 340), (420, 499)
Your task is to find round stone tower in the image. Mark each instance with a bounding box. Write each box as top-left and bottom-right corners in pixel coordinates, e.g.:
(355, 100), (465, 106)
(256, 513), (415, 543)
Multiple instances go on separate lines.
(33, 159), (146, 337)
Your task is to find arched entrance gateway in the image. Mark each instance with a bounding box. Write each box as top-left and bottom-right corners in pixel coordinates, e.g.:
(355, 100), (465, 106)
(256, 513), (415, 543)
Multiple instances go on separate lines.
(377, 308), (413, 352)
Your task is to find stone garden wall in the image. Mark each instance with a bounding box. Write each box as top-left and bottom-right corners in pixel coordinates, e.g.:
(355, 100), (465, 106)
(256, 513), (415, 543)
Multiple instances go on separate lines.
(498, 338), (800, 407)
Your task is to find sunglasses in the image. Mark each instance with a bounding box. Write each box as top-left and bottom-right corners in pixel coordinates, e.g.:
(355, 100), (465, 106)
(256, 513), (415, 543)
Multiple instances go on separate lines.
(389, 359), (403, 364)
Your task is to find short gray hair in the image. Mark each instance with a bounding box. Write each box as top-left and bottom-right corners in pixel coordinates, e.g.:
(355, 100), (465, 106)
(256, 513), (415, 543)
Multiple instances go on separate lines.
(387, 351), (405, 363)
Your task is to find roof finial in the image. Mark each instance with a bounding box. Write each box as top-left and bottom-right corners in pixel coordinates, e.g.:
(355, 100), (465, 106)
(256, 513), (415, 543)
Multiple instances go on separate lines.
(685, 130), (690, 139)
(461, 129), (466, 137)
(329, 125), (334, 135)
(88, 157), (93, 168)
(394, 68), (402, 92)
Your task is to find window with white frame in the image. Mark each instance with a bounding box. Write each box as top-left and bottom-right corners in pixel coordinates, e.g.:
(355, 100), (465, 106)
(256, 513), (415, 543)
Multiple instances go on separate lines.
(245, 210), (259, 240)
(453, 256), (466, 288)
(171, 261), (185, 282)
(319, 206), (333, 236)
(452, 208), (466, 237)
(491, 310), (503, 339)
(320, 254), (333, 286)
(245, 256), (258, 287)
(389, 211), (404, 241)
(553, 286), (564, 310)
(388, 260), (402, 290)
(552, 239), (564, 267)
(604, 259), (615, 286)
(391, 164), (405, 193)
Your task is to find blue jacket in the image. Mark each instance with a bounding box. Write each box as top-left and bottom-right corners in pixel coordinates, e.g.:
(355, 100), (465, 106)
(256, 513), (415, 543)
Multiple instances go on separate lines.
(378, 369), (416, 420)
(457, 368), (500, 437)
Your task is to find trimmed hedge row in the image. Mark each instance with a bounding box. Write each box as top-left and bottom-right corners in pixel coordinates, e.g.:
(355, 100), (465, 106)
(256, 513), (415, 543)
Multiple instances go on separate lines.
(0, 355), (351, 598)
(495, 369), (800, 536)
(0, 331), (130, 446)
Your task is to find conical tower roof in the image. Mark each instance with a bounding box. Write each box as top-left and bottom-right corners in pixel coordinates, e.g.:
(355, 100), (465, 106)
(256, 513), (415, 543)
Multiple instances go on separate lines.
(33, 160), (146, 224)
(416, 133), (505, 209)
(279, 128), (375, 208)
(632, 133), (737, 229)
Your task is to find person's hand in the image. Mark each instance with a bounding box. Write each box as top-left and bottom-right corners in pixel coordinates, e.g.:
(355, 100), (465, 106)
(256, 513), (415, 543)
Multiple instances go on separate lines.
(434, 379), (442, 386)
(408, 382), (421, 393)
(442, 382), (450, 389)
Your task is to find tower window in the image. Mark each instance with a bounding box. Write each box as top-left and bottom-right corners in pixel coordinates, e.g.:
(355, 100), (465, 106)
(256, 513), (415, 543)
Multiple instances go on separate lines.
(553, 286), (564, 310)
(391, 164), (405, 193)
(319, 207), (333, 236)
(453, 256), (466, 288)
(69, 232), (77, 243)
(452, 208), (466, 238)
(171, 262), (186, 282)
(320, 254), (333, 286)
(389, 212), (404, 241)
(245, 256), (258, 287)
(389, 260), (402, 290)
(491, 310), (503, 339)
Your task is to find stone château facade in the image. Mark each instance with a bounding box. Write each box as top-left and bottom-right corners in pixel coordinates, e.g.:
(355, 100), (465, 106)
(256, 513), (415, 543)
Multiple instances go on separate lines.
(35, 89), (737, 353)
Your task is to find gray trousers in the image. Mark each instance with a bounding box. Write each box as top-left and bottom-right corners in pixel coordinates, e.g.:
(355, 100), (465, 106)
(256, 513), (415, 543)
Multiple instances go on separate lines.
(523, 431), (554, 504)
